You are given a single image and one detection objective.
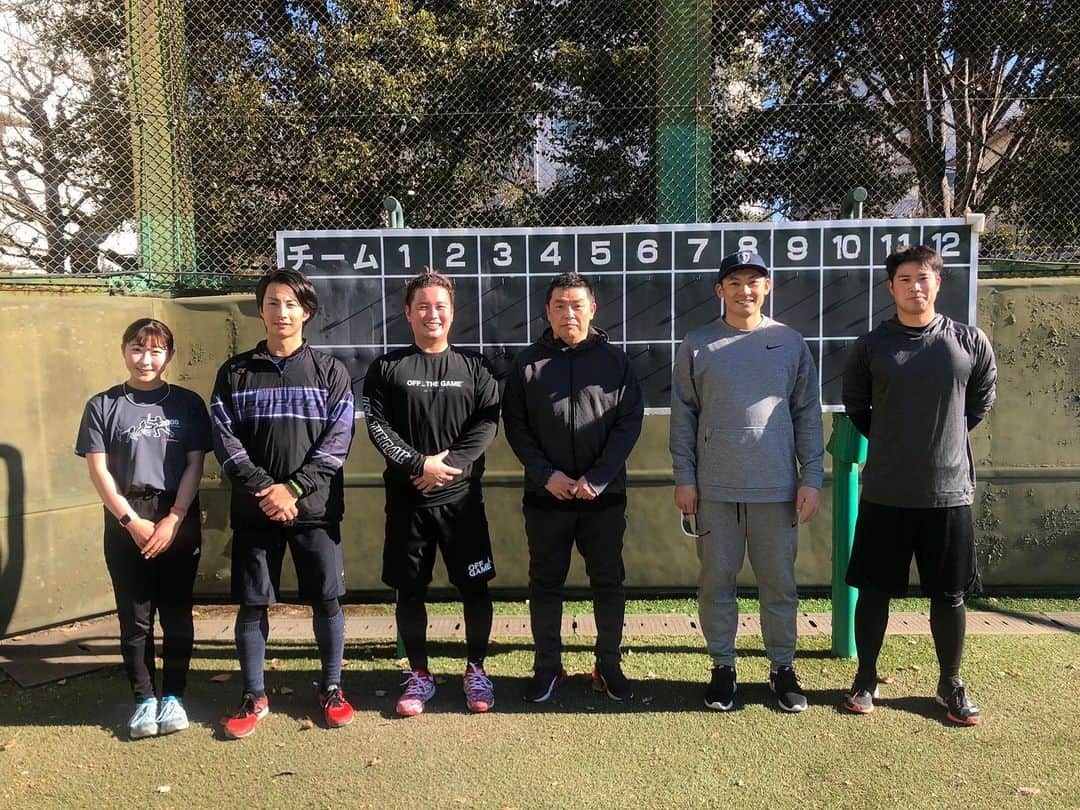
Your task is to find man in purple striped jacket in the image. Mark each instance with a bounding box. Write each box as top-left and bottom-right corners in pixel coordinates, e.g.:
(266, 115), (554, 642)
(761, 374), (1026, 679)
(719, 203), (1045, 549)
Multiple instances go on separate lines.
(211, 268), (356, 739)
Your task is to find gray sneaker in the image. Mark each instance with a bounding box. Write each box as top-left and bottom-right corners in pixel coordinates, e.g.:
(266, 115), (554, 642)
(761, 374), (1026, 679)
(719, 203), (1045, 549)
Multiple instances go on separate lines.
(128, 698), (159, 739)
(156, 696), (189, 735)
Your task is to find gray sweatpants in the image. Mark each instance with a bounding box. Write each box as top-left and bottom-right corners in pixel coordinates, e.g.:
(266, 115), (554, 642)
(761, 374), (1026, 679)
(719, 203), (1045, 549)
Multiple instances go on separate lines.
(697, 499), (799, 669)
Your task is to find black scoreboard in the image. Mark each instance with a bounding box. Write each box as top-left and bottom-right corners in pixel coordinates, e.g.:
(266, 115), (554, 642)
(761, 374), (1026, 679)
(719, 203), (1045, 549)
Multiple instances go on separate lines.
(276, 219), (978, 410)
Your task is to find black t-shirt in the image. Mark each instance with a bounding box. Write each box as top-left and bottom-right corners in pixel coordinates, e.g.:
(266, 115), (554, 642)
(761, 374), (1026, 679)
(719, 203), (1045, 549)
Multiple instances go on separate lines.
(75, 384), (213, 494)
(362, 345), (500, 507)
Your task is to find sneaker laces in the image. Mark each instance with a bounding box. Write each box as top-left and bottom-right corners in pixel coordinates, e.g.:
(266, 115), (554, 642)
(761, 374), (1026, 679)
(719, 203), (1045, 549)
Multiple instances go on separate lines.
(322, 687), (345, 709)
(235, 693), (259, 718)
(465, 665), (493, 695)
(400, 671), (433, 699)
(132, 700), (157, 723)
(776, 667), (802, 691)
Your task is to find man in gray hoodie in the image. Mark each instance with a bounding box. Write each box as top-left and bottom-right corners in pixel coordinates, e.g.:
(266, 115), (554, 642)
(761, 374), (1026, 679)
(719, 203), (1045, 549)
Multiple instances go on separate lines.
(670, 250), (824, 713)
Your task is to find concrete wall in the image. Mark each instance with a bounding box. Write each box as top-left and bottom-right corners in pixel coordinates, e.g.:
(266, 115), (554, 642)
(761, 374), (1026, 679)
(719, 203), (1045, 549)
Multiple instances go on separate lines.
(2, 277), (1078, 635)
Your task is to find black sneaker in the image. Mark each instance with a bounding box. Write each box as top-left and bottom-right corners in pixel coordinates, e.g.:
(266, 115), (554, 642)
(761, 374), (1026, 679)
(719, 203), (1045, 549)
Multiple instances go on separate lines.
(592, 659), (634, 702)
(704, 665), (737, 711)
(842, 677), (879, 715)
(769, 665), (808, 713)
(524, 668), (569, 703)
(936, 682), (981, 726)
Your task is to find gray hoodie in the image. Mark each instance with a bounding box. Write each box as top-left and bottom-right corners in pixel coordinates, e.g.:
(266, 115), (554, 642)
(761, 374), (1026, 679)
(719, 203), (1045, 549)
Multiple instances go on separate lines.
(670, 316), (825, 503)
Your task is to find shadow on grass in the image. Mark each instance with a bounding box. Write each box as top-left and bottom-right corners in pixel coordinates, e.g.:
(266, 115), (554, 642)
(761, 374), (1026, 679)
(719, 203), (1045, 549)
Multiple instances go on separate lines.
(0, 636), (865, 736)
(965, 601), (1079, 633)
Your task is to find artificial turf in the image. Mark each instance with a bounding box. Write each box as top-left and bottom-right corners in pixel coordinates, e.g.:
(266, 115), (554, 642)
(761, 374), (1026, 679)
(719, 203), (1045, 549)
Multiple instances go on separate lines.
(1, 632), (1077, 808)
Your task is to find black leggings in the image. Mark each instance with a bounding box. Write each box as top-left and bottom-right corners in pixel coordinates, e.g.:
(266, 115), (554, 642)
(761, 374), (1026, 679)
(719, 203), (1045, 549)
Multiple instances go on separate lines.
(103, 495), (200, 701)
(854, 586), (966, 685)
(395, 582), (493, 672)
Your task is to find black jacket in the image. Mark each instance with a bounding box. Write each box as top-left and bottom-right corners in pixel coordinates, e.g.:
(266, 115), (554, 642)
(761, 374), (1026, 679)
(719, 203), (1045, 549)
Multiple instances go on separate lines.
(211, 341), (355, 529)
(502, 327), (644, 502)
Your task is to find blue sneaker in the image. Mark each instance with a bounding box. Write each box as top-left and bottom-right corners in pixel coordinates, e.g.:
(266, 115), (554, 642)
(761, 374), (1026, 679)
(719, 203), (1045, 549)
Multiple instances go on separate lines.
(156, 696), (189, 735)
(128, 698), (158, 739)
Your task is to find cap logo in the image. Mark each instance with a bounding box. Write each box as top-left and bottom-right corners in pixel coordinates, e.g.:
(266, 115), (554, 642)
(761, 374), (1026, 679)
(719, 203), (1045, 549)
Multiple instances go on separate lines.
(739, 250), (753, 264)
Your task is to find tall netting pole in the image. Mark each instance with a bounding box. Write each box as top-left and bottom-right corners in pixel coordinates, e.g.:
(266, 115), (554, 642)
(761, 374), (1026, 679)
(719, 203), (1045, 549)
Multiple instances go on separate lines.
(125, 0), (195, 285)
(657, 0), (711, 223)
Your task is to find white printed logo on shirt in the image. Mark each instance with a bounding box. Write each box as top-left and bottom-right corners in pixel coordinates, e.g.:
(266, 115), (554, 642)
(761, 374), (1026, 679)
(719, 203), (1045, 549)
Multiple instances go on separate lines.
(123, 415), (178, 442)
(405, 379), (465, 388)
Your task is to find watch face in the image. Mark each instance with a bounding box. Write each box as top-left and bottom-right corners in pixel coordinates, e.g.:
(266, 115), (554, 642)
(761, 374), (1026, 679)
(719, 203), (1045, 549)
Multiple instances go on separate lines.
(120, 513), (132, 526)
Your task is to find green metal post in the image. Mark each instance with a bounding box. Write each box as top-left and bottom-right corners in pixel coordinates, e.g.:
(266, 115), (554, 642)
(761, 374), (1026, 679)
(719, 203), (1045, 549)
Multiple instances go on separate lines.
(828, 187), (870, 657)
(840, 187), (867, 220)
(125, 0), (196, 287)
(383, 195), (408, 660)
(383, 196), (404, 229)
(657, 0), (711, 223)
(826, 414), (867, 657)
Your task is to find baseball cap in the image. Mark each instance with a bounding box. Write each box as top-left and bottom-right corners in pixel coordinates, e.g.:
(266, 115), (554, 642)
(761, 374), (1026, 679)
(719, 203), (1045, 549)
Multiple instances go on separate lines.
(717, 250), (769, 283)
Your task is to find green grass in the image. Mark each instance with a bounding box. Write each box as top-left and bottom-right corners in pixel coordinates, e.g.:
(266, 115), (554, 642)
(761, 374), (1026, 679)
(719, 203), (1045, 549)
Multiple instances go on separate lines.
(1, 633), (1077, 808)
(384, 595), (1080, 616)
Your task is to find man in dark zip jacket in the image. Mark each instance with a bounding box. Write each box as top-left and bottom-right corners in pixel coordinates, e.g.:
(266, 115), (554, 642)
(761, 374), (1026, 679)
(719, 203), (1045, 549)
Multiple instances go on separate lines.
(503, 272), (644, 703)
(211, 268), (356, 738)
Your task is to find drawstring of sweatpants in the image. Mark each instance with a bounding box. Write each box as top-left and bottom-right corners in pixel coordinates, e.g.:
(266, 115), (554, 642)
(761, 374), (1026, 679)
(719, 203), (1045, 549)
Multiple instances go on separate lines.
(735, 503), (750, 541)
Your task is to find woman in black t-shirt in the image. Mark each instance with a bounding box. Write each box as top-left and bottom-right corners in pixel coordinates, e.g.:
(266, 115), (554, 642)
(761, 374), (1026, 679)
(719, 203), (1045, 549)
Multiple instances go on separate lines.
(75, 318), (211, 740)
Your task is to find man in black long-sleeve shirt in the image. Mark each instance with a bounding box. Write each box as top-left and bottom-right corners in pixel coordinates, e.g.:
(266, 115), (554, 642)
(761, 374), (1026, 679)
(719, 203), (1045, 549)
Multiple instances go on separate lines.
(212, 268), (356, 738)
(841, 245), (996, 726)
(363, 269), (500, 717)
(503, 273), (644, 703)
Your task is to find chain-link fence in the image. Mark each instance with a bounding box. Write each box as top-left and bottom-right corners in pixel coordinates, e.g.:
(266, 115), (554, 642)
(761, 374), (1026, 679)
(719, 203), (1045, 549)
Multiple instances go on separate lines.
(1, 0), (1078, 283)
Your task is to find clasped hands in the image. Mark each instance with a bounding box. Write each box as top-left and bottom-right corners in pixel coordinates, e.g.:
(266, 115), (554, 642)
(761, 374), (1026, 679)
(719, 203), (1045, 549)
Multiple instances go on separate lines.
(544, 470), (598, 501)
(411, 450), (462, 493)
(125, 513), (181, 560)
(256, 483), (299, 523)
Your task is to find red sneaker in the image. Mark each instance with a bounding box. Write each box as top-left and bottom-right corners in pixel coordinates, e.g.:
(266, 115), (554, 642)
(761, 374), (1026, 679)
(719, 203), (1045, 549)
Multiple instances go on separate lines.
(223, 693), (269, 740)
(319, 686), (355, 728)
(463, 662), (495, 713)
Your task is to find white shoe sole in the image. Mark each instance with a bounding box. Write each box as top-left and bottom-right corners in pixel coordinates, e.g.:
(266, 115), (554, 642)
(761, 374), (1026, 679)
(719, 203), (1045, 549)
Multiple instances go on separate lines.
(704, 682), (736, 711)
(769, 681), (808, 713)
(158, 718), (189, 734)
(525, 673), (565, 704)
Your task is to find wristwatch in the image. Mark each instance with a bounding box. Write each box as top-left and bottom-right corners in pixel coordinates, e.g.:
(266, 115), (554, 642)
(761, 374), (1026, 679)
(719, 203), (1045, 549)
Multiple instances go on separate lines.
(119, 511), (135, 527)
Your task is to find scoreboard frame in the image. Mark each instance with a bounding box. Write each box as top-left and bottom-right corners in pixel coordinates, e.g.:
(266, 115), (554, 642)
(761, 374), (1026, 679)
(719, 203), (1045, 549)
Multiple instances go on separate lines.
(276, 218), (978, 412)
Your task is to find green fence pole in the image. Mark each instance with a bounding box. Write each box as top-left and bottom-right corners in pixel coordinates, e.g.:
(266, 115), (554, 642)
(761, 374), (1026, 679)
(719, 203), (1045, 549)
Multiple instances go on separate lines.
(383, 195), (408, 661)
(656, 0), (711, 223)
(828, 186), (869, 657)
(125, 0), (196, 288)
(826, 414), (867, 657)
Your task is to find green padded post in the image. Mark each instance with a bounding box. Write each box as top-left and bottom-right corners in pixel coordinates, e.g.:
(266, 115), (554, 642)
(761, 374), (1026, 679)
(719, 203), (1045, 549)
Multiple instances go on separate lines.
(826, 414), (868, 658)
(656, 0), (711, 223)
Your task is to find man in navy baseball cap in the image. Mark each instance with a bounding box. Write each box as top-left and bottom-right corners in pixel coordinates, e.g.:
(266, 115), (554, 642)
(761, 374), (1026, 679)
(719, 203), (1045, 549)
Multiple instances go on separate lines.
(672, 244), (824, 714)
(717, 250), (769, 283)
